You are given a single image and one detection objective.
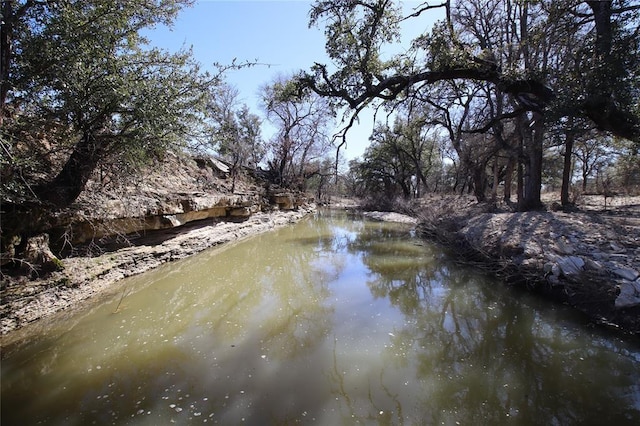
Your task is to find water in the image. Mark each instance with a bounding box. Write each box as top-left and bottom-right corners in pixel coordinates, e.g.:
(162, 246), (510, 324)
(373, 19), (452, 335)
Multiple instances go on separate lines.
(2, 210), (639, 425)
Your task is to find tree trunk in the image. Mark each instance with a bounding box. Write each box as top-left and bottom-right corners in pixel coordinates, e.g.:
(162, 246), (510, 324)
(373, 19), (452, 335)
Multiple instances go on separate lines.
(587, 1), (612, 62)
(504, 154), (515, 203)
(35, 134), (104, 208)
(1, 1), (14, 124)
(492, 155), (499, 201)
(472, 163), (487, 202)
(519, 112), (544, 211)
(414, 159), (429, 198)
(516, 117), (525, 209)
(560, 127), (575, 206)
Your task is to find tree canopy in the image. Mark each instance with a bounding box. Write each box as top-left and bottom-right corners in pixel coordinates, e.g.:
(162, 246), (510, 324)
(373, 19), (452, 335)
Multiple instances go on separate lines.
(260, 76), (335, 189)
(1, 0), (215, 207)
(298, 0), (640, 209)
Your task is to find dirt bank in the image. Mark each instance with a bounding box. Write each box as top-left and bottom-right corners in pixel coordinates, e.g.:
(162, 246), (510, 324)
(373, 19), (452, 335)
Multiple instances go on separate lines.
(3, 193), (639, 343)
(416, 194), (640, 339)
(1, 207), (314, 337)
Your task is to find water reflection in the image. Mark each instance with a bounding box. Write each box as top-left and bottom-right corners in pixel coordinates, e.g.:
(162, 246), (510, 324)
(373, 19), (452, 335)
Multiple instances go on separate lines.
(2, 210), (639, 425)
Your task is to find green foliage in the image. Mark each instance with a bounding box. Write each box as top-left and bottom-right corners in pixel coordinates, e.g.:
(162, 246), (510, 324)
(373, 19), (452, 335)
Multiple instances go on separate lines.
(308, 0), (401, 98)
(416, 21), (474, 72)
(351, 110), (443, 200)
(608, 137), (640, 193)
(305, 0), (640, 209)
(207, 83), (265, 169)
(2, 0), (215, 206)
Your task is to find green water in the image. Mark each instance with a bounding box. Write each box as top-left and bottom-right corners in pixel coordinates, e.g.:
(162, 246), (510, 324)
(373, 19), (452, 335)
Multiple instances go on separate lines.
(2, 210), (639, 425)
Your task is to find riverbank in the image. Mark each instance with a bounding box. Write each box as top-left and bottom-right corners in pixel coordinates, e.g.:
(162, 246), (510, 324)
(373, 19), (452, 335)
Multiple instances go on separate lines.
(414, 194), (640, 339)
(1, 207), (314, 337)
(3, 193), (639, 342)
(344, 194), (640, 338)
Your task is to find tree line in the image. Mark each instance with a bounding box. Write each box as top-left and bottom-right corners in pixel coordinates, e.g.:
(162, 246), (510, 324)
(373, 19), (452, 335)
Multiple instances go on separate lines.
(300, 0), (640, 209)
(1, 0), (639, 220)
(0, 1), (335, 212)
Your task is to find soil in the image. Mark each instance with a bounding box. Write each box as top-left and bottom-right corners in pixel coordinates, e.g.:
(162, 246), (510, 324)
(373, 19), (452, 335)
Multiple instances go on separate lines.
(0, 208), (314, 338)
(414, 193), (640, 341)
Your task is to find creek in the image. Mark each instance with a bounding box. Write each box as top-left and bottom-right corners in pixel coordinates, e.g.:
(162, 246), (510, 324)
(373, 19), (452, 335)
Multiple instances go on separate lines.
(2, 210), (639, 425)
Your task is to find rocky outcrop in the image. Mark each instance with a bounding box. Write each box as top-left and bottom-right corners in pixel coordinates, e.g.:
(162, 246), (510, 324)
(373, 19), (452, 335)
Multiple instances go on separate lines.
(59, 190), (309, 246)
(4, 153), (311, 251)
(415, 194), (640, 335)
(56, 193), (264, 245)
(458, 211), (640, 311)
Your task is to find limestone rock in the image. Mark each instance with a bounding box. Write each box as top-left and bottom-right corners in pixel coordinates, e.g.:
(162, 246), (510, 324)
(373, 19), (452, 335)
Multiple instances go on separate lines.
(229, 207), (252, 217)
(612, 267), (640, 281)
(615, 280), (640, 309)
(271, 194), (295, 210)
(210, 157), (230, 174)
(557, 256), (585, 276)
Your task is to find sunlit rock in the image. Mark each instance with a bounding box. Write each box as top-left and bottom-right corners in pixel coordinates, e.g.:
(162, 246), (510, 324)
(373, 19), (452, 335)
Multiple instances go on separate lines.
(271, 193), (295, 210)
(557, 256), (585, 276)
(615, 280), (640, 309)
(229, 207), (252, 217)
(613, 267), (640, 282)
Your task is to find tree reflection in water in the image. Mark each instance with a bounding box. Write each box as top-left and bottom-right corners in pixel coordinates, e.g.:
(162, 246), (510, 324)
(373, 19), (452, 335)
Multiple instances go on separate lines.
(1, 211), (638, 425)
(343, 215), (640, 424)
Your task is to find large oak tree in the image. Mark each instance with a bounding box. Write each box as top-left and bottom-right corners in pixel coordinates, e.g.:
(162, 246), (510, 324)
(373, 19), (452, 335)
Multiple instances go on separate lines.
(298, 0), (640, 210)
(1, 0), (215, 208)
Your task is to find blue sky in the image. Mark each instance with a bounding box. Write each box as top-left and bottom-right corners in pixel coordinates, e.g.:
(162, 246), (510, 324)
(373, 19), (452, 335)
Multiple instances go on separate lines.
(146, 0), (442, 160)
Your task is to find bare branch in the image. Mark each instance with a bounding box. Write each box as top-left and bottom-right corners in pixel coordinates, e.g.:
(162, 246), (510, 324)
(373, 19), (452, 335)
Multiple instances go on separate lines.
(462, 109), (527, 134)
(402, 1), (448, 20)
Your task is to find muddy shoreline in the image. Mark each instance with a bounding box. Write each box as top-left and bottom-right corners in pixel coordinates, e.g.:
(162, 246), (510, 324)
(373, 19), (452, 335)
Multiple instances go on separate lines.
(3, 195), (639, 346)
(352, 196), (640, 341)
(1, 207), (314, 340)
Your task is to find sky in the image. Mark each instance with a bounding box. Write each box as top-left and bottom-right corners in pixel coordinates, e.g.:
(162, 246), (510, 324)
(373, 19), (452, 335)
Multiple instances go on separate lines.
(145, 0), (443, 161)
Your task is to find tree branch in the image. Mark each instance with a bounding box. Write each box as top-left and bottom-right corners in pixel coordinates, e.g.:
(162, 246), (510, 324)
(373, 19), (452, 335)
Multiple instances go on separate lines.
(462, 108), (527, 134)
(402, 1), (448, 20)
(301, 64), (554, 114)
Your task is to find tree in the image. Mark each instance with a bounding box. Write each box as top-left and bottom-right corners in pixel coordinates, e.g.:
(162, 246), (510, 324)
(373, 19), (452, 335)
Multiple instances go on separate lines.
(573, 135), (613, 192)
(610, 137), (640, 193)
(543, 1), (640, 206)
(392, 104), (443, 198)
(305, 156), (340, 203)
(1, 0), (214, 208)
(582, 0), (640, 141)
(350, 108), (443, 205)
(366, 122), (414, 198)
(235, 106), (265, 170)
(261, 76), (335, 189)
(370, 104), (443, 198)
(299, 0), (640, 210)
(206, 83), (264, 191)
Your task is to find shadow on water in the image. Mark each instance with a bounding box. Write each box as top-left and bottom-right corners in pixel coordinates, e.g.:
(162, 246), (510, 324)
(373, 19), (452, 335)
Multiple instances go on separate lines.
(2, 210), (640, 425)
